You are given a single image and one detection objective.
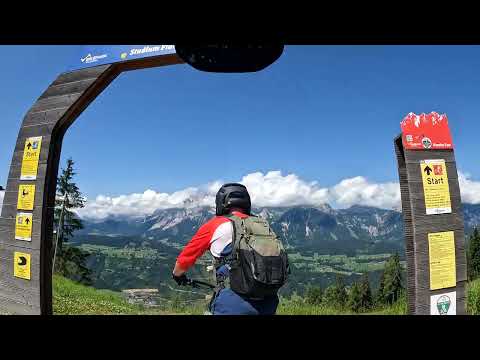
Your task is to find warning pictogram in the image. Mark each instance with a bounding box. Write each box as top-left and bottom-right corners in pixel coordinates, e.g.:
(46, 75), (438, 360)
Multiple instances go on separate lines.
(14, 252), (31, 280)
(17, 184), (35, 211)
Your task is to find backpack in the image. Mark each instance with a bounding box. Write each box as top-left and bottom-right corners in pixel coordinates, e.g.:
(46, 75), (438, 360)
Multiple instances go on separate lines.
(224, 214), (290, 300)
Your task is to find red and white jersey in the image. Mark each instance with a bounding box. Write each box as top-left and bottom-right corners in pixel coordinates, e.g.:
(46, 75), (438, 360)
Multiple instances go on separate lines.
(176, 211), (249, 270)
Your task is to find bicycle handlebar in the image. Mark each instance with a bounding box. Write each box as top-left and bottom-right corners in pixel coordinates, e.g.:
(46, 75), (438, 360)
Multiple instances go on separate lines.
(186, 279), (216, 289)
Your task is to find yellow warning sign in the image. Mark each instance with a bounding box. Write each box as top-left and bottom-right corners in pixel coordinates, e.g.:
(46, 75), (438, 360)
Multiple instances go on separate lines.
(429, 231), (456, 290)
(17, 184), (36, 211)
(14, 252), (31, 280)
(15, 213), (33, 241)
(20, 136), (42, 180)
(420, 159), (451, 215)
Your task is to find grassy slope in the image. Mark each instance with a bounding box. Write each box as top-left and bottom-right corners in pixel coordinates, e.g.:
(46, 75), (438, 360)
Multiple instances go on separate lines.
(53, 275), (406, 315)
(53, 275), (208, 315)
(53, 275), (480, 315)
(276, 294), (407, 315)
(53, 275), (170, 315)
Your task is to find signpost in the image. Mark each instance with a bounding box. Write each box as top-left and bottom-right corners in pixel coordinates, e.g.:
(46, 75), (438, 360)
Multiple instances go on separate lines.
(394, 112), (467, 315)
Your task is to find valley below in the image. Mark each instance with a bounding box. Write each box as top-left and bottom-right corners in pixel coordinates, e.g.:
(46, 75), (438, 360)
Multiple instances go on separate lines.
(69, 203), (480, 305)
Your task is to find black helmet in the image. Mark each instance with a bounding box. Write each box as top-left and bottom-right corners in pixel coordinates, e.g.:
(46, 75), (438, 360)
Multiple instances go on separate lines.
(215, 183), (251, 216)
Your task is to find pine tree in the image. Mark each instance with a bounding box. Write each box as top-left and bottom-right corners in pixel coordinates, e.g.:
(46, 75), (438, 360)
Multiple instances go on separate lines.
(305, 285), (323, 305)
(376, 270), (386, 305)
(348, 281), (362, 312)
(337, 275), (348, 308)
(328, 274), (347, 309)
(382, 253), (403, 304)
(53, 158), (90, 284)
(347, 273), (373, 313)
(54, 158), (85, 250)
(323, 285), (337, 307)
(359, 273), (373, 311)
(322, 275), (347, 309)
(468, 227), (480, 280)
(54, 246), (92, 285)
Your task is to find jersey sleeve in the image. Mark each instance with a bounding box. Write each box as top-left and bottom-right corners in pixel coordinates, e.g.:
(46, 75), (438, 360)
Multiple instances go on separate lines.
(175, 216), (228, 270)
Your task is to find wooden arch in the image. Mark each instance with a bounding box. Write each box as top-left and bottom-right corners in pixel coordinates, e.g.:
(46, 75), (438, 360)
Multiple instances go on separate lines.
(0, 54), (183, 315)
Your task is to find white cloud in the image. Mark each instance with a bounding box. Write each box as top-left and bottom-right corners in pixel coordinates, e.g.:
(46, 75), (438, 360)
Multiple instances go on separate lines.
(77, 170), (404, 220)
(241, 171), (330, 207)
(40, 170), (480, 220)
(458, 171), (480, 204)
(330, 177), (401, 210)
(76, 186), (216, 220)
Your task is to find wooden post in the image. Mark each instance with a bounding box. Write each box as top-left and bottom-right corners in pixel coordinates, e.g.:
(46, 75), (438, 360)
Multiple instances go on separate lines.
(394, 113), (467, 315)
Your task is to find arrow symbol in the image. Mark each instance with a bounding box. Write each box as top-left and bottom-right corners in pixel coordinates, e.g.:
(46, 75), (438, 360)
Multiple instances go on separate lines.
(18, 256), (27, 266)
(27, 143), (32, 150)
(25, 218), (30, 225)
(424, 165), (433, 176)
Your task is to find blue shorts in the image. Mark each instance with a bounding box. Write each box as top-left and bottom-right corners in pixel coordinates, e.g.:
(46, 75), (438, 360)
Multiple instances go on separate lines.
(210, 288), (279, 315)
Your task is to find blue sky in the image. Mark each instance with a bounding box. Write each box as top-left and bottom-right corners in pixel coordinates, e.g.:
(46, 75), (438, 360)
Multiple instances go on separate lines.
(2, 45), (480, 216)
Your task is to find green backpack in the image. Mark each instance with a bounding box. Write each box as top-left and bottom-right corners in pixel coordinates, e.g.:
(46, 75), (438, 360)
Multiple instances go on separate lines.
(224, 214), (290, 300)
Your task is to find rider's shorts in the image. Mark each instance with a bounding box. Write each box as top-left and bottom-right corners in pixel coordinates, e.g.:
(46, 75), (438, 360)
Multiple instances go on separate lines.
(210, 288), (279, 315)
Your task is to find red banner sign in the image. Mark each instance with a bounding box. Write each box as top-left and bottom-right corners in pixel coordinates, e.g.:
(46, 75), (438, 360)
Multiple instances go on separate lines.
(400, 112), (454, 150)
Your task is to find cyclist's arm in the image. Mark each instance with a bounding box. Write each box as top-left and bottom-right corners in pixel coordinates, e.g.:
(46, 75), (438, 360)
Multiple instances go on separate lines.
(172, 262), (188, 277)
(173, 219), (218, 276)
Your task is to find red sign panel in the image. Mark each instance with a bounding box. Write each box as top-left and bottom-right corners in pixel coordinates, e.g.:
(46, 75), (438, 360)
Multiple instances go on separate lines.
(400, 112), (454, 150)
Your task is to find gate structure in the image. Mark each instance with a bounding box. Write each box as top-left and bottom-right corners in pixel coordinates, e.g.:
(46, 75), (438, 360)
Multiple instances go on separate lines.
(0, 47), (183, 314)
(0, 46), (468, 315)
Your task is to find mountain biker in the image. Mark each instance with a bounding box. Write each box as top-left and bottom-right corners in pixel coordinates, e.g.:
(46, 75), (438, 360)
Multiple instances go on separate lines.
(172, 183), (289, 315)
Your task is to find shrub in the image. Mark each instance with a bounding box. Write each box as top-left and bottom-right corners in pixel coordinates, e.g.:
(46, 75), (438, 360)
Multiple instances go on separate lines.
(467, 279), (480, 315)
(305, 286), (323, 305)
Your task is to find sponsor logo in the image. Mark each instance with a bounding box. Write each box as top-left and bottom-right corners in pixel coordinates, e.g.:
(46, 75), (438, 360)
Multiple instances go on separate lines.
(436, 295), (451, 315)
(422, 137), (432, 149)
(406, 134), (413, 142)
(129, 45), (174, 56)
(81, 53), (108, 64)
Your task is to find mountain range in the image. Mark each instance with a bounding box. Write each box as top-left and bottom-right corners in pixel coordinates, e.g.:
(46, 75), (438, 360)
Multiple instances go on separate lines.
(76, 203), (480, 254)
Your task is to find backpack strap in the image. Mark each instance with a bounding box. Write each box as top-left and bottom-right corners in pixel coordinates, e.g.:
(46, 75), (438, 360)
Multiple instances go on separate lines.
(221, 213), (247, 263)
(224, 214), (245, 247)
(224, 213), (262, 248)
